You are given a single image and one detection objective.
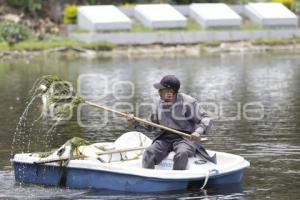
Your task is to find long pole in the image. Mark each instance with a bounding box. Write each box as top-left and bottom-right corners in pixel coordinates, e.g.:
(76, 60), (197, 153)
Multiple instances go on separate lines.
(85, 101), (207, 141)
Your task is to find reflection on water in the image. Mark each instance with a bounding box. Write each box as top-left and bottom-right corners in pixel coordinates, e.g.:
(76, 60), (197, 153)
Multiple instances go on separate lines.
(0, 53), (299, 199)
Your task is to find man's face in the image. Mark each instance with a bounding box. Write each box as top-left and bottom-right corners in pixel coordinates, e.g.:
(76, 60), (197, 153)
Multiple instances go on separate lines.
(159, 88), (176, 102)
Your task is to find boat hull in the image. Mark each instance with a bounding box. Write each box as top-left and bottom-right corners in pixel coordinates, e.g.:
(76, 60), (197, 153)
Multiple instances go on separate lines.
(13, 161), (247, 192)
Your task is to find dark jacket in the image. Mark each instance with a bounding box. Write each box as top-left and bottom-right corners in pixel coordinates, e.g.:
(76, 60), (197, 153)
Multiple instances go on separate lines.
(135, 92), (216, 164)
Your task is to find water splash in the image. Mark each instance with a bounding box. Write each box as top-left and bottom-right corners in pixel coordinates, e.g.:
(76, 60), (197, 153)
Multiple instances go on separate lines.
(11, 94), (42, 156)
(11, 75), (84, 157)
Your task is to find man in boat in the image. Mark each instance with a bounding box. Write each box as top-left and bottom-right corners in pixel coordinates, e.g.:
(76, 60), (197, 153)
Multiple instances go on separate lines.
(126, 75), (216, 170)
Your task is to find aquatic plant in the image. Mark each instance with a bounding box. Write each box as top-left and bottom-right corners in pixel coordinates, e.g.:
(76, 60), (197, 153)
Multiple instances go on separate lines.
(33, 75), (84, 106)
(11, 75), (85, 155)
(34, 137), (90, 159)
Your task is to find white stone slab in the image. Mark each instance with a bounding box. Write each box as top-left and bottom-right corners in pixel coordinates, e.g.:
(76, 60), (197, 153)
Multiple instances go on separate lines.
(78, 5), (132, 31)
(134, 4), (187, 29)
(189, 3), (242, 29)
(69, 29), (300, 45)
(245, 3), (298, 27)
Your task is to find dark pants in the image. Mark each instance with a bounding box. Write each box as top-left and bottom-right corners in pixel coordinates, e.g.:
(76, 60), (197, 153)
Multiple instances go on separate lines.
(142, 138), (196, 170)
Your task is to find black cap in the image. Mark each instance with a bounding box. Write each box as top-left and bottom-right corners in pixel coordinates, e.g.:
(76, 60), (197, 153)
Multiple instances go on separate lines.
(153, 75), (180, 92)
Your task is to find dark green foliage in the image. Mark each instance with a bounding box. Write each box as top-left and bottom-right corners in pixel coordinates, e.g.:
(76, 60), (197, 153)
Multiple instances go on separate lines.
(6, 0), (43, 16)
(0, 21), (32, 45)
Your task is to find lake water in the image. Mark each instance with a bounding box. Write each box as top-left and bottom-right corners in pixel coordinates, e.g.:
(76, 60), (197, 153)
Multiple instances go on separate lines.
(0, 53), (299, 199)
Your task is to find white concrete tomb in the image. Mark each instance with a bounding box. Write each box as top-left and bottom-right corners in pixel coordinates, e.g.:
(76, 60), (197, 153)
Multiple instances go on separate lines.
(189, 3), (242, 28)
(77, 5), (132, 31)
(245, 3), (298, 27)
(134, 4), (187, 29)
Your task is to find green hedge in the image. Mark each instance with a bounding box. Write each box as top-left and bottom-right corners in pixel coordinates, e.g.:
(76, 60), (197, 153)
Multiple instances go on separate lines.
(0, 21), (32, 45)
(63, 4), (78, 24)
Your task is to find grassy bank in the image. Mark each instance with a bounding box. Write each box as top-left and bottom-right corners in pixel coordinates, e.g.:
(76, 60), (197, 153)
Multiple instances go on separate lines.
(200, 38), (300, 47)
(251, 38), (300, 46)
(1, 37), (300, 56)
(0, 37), (115, 51)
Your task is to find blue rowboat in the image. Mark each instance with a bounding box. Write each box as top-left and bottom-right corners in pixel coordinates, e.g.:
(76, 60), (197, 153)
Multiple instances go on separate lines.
(12, 132), (250, 192)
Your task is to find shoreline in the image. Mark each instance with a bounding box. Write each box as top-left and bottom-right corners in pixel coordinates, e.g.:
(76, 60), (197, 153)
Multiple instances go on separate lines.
(1, 41), (300, 59)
